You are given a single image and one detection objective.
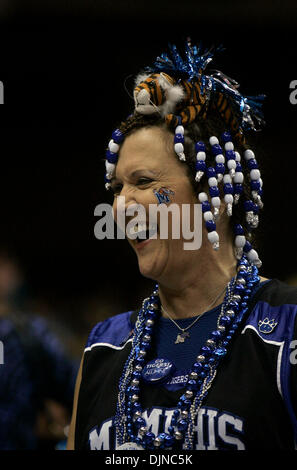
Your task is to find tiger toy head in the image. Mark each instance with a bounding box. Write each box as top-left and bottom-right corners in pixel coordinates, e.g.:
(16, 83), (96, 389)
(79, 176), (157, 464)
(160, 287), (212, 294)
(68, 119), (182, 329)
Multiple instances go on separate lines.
(133, 72), (185, 118)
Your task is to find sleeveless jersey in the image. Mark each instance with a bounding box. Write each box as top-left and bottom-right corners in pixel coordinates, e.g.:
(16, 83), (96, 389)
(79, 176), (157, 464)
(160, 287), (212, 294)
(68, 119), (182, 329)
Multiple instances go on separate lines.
(75, 279), (297, 450)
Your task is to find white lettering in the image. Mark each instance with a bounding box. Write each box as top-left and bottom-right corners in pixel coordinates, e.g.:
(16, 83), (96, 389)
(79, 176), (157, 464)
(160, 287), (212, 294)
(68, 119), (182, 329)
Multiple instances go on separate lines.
(289, 80), (297, 104)
(218, 413), (245, 450)
(89, 420), (112, 450)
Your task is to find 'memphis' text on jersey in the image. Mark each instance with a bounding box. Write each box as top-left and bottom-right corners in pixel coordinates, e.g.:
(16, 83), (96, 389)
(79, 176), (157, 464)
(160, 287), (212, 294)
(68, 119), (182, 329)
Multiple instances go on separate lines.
(88, 406), (245, 450)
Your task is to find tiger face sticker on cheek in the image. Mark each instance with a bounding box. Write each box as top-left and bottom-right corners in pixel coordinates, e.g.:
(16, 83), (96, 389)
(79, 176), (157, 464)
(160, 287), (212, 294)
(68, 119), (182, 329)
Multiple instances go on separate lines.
(153, 187), (175, 205)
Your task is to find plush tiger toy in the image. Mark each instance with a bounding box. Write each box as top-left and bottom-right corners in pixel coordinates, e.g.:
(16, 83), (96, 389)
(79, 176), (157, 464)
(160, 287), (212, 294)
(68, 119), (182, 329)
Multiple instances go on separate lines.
(134, 71), (246, 144)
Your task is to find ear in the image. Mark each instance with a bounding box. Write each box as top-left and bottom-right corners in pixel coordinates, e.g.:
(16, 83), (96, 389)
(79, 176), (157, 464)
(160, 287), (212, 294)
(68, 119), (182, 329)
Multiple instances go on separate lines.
(160, 84), (185, 116)
(134, 72), (151, 86)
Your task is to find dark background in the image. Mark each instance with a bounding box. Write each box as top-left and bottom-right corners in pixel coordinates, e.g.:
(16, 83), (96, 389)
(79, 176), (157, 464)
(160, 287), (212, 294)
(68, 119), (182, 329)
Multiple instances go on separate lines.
(0, 0), (296, 357)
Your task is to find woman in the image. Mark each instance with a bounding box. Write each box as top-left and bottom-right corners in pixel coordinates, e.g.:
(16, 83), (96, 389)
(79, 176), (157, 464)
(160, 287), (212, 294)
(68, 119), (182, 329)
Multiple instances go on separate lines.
(67, 41), (297, 450)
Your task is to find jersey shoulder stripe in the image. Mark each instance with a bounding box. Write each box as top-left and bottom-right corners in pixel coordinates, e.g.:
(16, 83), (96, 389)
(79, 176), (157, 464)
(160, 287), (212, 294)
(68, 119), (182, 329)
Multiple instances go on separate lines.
(85, 310), (135, 350)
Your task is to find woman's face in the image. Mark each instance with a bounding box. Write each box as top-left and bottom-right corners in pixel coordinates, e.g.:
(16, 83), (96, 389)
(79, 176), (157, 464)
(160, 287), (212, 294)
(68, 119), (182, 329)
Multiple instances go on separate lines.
(111, 126), (200, 281)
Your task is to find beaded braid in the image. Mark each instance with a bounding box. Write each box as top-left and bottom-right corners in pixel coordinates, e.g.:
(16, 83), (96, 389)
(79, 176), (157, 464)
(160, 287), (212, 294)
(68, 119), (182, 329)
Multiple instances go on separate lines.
(104, 109), (262, 267)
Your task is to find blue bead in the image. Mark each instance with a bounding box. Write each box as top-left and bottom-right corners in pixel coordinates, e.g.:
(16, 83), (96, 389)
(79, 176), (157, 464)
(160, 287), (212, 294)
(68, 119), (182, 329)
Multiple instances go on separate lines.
(206, 220), (216, 232)
(203, 363), (211, 372)
(215, 163), (225, 174)
(112, 128), (124, 144)
(214, 347), (227, 357)
(187, 379), (198, 390)
(104, 174), (111, 183)
(193, 362), (203, 373)
(135, 417), (146, 428)
(236, 163), (242, 172)
(177, 419), (188, 431)
(210, 330), (223, 340)
(234, 284), (245, 294)
(164, 435), (175, 447)
(174, 133), (184, 143)
(195, 141), (206, 152)
(201, 345), (212, 356)
(220, 315), (232, 326)
(251, 180), (261, 190)
(234, 183), (243, 194)
(244, 200), (254, 212)
(173, 409), (180, 417)
(105, 149), (118, 163)
(247, 159), (258, 170)
(202, 201), (211, 212)
(221, 131), (232, 142)
(145, 432), (155, 443)
(206, 167), (216, 178)
(195, 160), (206, 171)
(229, 300), (239, 311)
(223, 183), (233, 194)
(209, 186), (219, 197)
(180, 399), (191, 410)
(140, 341), (150, 350)
(132, 402), (141, 410)
(211, 144), (223, 155)
(243, 241), (252, 253)
(234, 224), (244, 235)
(225, 150), (235, 160)
(168, 426), (174, 435)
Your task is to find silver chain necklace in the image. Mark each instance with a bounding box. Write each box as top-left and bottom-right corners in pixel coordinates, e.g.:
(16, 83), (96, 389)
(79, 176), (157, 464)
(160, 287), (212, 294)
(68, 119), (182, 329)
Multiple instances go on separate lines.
(161, 285), (227, 344)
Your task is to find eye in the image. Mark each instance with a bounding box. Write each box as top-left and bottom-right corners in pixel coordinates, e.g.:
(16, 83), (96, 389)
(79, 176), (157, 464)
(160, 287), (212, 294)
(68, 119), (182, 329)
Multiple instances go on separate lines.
(136, 177), (153, 186)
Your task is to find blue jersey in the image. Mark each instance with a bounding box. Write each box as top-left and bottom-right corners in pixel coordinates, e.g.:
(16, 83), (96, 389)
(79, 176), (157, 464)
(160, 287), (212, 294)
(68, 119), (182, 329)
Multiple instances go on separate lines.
(75, 279), (297, 450)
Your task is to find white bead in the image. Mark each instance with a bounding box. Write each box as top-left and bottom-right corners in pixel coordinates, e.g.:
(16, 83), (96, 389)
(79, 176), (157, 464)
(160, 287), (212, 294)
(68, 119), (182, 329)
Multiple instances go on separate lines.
(225, 142), (234, 150)
(250, 169), (261, 180)
(234, 172), (244, 183)
(175, 125), (184, 135)
(203, 211), (213, 221)
(174, 143), (184, 153)
(211, 196), (221, 208)
(235, 235), (246, 248)
(244, 149), (255, 160)
(259, 178), (263, 188)
(209, 136), (219, 146)
(247, 249), (259, 262)
(208, 177), (218, 186)
(198, 192), (208, 202)
(215, 154), (225, 164)
(105, 161), (115, 174)
(197, 151), (206, 161)
(235, 151), (241, 162)
(108, 140), (120, 153)
(227, 160), (236, 170)
(223, 174), (232, 184)
(208, 231), (219, 243)
(224, 194), (233, 204)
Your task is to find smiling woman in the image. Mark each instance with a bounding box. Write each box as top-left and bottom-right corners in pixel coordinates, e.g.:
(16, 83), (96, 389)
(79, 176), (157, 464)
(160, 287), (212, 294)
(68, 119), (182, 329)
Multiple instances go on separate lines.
(67, 40), (297, 451)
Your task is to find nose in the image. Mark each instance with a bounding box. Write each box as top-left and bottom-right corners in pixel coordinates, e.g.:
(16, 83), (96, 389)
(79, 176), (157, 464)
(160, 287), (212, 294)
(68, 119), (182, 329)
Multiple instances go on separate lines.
(113, 185), (144, 233)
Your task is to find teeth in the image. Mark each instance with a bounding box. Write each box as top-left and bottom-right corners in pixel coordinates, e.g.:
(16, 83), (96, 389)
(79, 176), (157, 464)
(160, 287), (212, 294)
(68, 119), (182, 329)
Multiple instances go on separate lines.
(127, 223), (158, 239)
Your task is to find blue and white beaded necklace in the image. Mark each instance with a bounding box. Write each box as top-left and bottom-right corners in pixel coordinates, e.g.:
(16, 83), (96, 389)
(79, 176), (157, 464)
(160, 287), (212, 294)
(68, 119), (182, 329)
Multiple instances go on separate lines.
(114, 255), (260, 450)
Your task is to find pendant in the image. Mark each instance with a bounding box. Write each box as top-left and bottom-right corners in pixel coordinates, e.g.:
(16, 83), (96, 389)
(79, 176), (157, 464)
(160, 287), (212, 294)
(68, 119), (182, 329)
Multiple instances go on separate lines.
(142, 358), (175, 384)
(116, 442), (144, 450)
(175, 331), (190, 344)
